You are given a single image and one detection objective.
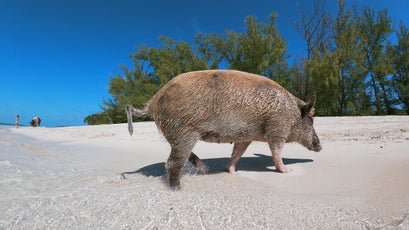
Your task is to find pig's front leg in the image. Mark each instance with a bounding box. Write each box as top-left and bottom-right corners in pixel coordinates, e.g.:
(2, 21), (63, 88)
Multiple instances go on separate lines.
(226, 141), (251, 173)
(269, 141), (292, 173)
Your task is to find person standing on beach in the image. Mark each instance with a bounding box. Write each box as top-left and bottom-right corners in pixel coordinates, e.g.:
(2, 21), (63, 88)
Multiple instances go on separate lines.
(15, 115), (19, 128)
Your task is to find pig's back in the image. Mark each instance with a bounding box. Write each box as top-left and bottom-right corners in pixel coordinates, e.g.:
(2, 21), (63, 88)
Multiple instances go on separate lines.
(147, 70), (299, 140)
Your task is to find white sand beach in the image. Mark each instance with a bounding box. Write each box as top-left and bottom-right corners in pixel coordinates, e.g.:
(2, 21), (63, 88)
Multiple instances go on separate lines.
(1, 116), (409, 229)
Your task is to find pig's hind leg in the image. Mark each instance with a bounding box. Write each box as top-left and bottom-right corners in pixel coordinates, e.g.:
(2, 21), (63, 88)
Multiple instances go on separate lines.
(165, 137), (198, 188)
(226, 141), (251, 173)
(188, 152), (208, 174)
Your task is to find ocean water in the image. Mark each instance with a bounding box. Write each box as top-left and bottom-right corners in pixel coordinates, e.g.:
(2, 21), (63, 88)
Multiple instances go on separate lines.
(0, 124), (14, 129)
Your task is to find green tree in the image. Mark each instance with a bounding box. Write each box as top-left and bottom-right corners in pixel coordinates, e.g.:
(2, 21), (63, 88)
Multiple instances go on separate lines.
(195, 32), (225, 69)
(293, 0), (332, 99)
(104, 64), (159, 123)
(83, 112), (112, 125)
(84, 37), (209, 124)
(331, 0), (366, 115)
(307, 49), (340, 115)
(197, 13), (290, 86)
(355, 6), (394, 114)
(136, 36), (209, 87)
(389, 22), (409, 114)
(85, 3), (409, 124)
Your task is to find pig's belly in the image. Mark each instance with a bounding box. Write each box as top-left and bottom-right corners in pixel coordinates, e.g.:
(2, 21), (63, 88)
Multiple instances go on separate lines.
(199, 129), (267, 143)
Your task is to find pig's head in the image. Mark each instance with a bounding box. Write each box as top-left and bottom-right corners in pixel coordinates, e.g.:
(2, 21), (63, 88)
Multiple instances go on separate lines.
(291, 96), (322, 152)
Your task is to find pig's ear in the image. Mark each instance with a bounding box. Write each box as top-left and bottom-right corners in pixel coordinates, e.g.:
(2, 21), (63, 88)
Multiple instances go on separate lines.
(302, 96), (316, 117)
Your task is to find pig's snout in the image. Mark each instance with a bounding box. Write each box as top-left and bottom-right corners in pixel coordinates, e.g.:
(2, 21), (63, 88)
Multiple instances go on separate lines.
(308, 135), (322, 152)
(310, 142), (322, 152)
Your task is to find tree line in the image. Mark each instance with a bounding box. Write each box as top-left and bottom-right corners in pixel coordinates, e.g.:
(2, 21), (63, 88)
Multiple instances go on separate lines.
(85, 0), (409, 125)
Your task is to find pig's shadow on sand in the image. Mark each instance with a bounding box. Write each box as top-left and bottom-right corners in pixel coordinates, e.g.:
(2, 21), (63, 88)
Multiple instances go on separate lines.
(121, 153), (313, 178)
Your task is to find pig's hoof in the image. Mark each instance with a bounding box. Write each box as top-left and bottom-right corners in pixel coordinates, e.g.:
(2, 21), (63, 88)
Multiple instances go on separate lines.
(195, 162), (209, 175)
(226, 166), (236, 174)
(169, 178), (181, 189)
(169, 183), (181, 191)
(276, 166), (293, 173)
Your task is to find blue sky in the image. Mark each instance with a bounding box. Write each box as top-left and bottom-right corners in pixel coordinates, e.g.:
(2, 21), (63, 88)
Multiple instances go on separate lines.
(1, 0), (408, 127)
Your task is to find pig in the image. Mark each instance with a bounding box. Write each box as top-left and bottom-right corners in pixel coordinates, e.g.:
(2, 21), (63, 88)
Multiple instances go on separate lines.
(125, 70), (321, 188)
(30, 117), (41, 127)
